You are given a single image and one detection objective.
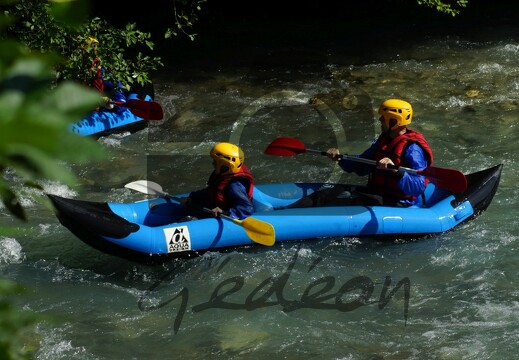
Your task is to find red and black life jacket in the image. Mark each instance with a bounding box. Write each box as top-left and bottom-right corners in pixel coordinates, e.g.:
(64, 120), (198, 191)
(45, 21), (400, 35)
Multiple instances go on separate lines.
(89, 57), (105, 93)
(206, 164), (254, 209)
(368, 129), (434, 201)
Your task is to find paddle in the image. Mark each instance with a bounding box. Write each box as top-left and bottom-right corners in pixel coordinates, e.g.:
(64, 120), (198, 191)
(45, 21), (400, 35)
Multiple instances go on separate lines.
(264, 137), (468, 193)
(113, 99), (164, 120)
(124, 180), (275, 246)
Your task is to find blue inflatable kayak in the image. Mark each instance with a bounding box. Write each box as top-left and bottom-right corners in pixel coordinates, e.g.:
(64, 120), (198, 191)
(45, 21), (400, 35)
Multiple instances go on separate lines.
(48, 164), (503, 265)
(70, 89), (161, 137)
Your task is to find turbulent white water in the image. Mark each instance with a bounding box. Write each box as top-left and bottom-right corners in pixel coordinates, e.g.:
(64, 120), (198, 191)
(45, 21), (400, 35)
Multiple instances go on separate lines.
(1, 35), (518, 359)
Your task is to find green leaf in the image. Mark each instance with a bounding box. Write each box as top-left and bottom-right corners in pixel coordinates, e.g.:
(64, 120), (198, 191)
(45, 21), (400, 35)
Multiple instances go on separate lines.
(48, 0), (90, 28)
(4, 144), (77, 185)
(45, 81), (101, 117)
(0, 40), (26, 65)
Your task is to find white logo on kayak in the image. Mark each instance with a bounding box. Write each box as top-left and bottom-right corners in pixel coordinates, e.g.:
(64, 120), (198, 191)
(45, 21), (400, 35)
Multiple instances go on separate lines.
(163, 226), (191, 253)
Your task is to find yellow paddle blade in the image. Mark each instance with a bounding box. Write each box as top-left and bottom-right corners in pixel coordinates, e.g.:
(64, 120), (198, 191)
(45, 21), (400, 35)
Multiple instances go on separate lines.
(233, 217), (275, 246)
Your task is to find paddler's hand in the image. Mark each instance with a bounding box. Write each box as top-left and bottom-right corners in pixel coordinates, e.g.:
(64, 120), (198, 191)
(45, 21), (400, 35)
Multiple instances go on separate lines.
(377, 157), (398, 173)
(211, 207), (224, 217)
(326, 148), (341, 161)
(100, 96), (115, 109)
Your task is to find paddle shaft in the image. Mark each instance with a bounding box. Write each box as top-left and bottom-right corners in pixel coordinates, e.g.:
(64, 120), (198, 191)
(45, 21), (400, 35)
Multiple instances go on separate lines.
(264, 137), (468, 192)
(144, 189), (224, 219)
(305, 148), (422, 175)
(170, 196), (235, 221)
(123, 180), (247, 220)
(123, 180), (251, 225)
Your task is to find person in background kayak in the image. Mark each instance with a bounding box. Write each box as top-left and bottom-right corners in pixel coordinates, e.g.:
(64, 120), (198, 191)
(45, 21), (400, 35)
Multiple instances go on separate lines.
(83, 37), (127, 110)
(178, 142), (255, 219)
(285, 98), (434, 208)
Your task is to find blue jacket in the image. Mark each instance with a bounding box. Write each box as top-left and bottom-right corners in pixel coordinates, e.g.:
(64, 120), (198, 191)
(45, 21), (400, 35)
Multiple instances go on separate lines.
(190, 179), (254, 219)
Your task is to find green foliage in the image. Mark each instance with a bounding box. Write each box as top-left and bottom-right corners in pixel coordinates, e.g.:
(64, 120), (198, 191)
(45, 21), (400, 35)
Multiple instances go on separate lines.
(417, 0), (468, 16)
(47, 0), (90, 26)
(3, 0), (163, 90)
(166, 0), (207, 40)
(0, 36), (105, 221)
(1, 1), (110, 358)
(0, 279), (37, 360)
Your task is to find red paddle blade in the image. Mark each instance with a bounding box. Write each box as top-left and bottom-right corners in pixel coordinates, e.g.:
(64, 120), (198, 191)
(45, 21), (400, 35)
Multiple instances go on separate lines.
(264, 137), (306, 156)
(118, 99), (164, 120)
(419, 166), (468, 193)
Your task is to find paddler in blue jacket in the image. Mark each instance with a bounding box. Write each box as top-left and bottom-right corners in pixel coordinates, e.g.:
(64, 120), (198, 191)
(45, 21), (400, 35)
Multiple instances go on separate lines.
(285, 99), (434, 208)
(179, 142), (255, 219)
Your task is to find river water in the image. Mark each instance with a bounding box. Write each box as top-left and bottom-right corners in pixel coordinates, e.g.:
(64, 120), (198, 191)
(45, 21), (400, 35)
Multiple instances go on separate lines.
(1, 15), (519, 360)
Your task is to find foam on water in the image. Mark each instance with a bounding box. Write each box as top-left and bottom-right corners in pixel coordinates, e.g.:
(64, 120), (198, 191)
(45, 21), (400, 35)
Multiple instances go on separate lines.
(0, 237), (24, 264)
(35, 324), (93, 360)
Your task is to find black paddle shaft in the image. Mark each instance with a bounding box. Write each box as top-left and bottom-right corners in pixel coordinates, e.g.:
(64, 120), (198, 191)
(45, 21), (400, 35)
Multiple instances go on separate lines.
(305, 148), (420, 174)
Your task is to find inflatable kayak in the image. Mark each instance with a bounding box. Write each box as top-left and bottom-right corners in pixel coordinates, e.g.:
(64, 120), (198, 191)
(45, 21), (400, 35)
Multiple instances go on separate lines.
(69, 91), (163, 138)
(47, 164), (503, 265)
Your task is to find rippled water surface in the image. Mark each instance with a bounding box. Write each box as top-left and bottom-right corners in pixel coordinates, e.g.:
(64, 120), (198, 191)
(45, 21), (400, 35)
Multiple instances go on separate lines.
(1, 27), (519, 359)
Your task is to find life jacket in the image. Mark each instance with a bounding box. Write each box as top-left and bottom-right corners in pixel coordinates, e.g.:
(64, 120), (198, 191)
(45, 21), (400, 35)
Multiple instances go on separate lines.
(368, 129), (434, 201)
(89, 57), (105, 93)
(206, 164), (254, 209)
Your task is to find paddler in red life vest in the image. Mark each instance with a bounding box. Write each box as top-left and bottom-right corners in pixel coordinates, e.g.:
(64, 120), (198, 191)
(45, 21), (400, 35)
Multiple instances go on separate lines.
(328, 98), (434, 207)
(178, 142), (255, 219)
(283, 99), (434, 209)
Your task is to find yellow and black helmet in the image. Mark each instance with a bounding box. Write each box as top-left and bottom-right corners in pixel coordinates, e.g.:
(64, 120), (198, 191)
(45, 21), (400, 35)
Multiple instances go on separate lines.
(378, 99), (413, 130)
(210, 142), (244, 175)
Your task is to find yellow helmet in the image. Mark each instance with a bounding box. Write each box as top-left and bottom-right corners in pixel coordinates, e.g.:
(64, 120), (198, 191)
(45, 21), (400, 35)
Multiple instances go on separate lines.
(83, 37), (99, 52)
(378, 99), (413, 130)
(210, 142), (244, 175)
